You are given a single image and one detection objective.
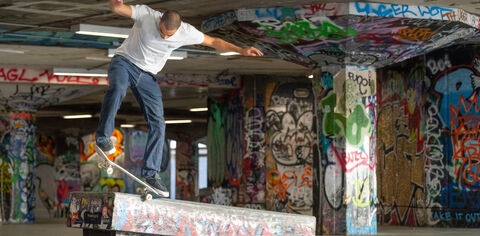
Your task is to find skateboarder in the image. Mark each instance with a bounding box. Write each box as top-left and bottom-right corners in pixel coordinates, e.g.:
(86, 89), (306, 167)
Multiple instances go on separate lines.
(96, 0), (263, 197)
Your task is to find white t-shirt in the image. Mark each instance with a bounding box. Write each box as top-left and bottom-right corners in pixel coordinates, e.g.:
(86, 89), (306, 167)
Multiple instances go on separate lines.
(115, 5), (205, 75)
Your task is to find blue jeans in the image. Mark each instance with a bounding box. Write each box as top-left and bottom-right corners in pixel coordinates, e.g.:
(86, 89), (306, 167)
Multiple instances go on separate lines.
(96, 55), (165, 178)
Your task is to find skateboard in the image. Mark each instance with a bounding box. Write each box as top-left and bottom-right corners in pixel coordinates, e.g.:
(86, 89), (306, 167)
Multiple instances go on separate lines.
(94, 144), (169, 200)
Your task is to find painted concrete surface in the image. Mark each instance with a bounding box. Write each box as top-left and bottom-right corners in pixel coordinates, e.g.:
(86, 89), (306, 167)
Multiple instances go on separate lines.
(68, 192), (316, 235)
(1, 222), (480, 236)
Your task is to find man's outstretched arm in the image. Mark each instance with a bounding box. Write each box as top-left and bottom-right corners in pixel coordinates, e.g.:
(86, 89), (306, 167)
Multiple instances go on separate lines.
(110, 0), (132, 17)
(201, 34), (263, 57)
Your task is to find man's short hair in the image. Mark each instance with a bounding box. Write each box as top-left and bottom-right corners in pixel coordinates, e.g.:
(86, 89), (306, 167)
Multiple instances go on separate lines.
(161, 10), (181, 30)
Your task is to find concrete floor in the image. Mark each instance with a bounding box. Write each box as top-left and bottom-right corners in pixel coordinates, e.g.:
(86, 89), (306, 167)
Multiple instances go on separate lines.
(0, 219), (480, 236)
(0, 218), (81, 236)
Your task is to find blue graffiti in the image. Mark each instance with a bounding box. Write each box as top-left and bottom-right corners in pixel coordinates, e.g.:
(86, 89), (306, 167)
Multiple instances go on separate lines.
(201, 11), (237, 32)
(441, 183), (480, 208)
(346, 208), (377, 234)
(354, 2), (452, 19)
(254, 7), (299, 20)
(321, 72), (333, 88)
(434, 68), (478, 126)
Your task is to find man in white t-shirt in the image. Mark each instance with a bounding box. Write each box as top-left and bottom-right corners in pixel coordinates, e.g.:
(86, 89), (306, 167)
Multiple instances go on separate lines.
(96, 0), (263, 197)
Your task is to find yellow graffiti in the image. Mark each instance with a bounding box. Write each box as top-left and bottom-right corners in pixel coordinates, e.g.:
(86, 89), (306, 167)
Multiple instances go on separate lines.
(352, 178), (371, 207)
(99, 178), (125, 192)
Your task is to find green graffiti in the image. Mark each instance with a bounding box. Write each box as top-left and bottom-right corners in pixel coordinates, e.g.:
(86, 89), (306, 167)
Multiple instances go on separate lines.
(346, 104), (371, 146)
(321, 91), (346, 137)
(260, 20), (358, 44)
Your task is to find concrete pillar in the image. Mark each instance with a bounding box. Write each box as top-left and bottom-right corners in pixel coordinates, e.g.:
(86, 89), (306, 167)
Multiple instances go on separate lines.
(312, 67), (377, 235)
(3, 112), (36, 223)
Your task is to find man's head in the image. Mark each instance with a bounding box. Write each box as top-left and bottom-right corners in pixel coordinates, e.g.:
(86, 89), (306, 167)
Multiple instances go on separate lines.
(159, 10), (181, 39)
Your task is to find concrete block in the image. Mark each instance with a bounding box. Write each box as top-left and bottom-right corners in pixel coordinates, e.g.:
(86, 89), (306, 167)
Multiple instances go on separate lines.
(67, 192), (315, 235)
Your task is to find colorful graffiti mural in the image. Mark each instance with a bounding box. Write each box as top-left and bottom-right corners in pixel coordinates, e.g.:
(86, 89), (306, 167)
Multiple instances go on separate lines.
(265, 82), (315, 215)
(56, 136), (81, 217)
(80, 130), (125, 194)
(35, 134), (57, 218)
(0, 114), (10, 222)
(241, 78), (266, 209)
(428, 45), (480, 226)
(7, 112), (36, 222)
(68, 192), (316, 235)
(311, 68), (377, 235)
(311, 67), (347, 234)
(377, 44), (480, 227)
(206, 94), (245, 204)
(204, 2), (479, 68)
(377, 57), (427, 227)
(176, 141), (196, 201)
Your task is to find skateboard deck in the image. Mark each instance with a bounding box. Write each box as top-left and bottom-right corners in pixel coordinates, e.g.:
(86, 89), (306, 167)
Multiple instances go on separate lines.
(94, 144), (169, 199)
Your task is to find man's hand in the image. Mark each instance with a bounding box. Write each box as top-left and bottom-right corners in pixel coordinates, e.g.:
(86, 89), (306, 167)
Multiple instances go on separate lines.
(110, 0), (132, 17)
(110, 0), (123, 9)
(201, 35), (264, 57)
(240, 46), (263, 57)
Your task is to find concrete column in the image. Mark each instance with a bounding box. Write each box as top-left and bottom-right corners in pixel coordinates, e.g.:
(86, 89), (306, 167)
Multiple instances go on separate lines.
(4, 112), (36, 223)
(312, 67), (377, 235)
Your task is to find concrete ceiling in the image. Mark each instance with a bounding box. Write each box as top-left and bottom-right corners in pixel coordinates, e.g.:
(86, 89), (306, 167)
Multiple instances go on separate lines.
(1, 0), (480, 133)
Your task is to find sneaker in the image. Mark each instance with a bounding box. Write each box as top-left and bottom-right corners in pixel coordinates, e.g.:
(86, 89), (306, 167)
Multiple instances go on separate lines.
(96, 139), (116, 155)
(145, 173), (169, 197)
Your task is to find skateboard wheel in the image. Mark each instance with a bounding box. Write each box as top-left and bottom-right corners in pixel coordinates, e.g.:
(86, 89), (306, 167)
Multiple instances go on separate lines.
(106, 166), (114, 175)
(145, 193), (153, 201)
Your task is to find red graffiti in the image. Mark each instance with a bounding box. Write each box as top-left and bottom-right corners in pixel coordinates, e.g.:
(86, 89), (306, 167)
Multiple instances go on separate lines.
(39, 70), (101, 85)
(331, 142), (376, 173)
(267, 169), (296, 200)
(0, 68), (37, 82)
(302, 4), (336, 16)
(345, 151), (374, 172)
(10, 112), (33, 120)
(442, 11), (457, 21)
(450, 93), (480, 185)
(0, 67), (104, 84)
(56, 180), (71, 205)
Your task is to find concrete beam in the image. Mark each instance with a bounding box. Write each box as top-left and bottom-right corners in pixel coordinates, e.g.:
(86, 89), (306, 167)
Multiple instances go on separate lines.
(0, 66), (240, 89)
(67, 192), (316, 235)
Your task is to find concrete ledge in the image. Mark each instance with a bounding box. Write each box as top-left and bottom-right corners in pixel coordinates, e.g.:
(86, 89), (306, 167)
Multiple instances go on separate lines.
(67, 192), (316, 235)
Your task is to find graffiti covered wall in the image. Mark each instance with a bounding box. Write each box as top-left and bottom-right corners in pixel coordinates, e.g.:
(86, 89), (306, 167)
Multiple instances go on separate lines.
(204, 3), (479, 69)
(312, 67), (346, 234)
(265, 81), (315, 215)
(35, 134), (57, 218)
(80, 130), (125, 194)
(378, 44), (480, 227)
(377, 56), (427, 226)
(311, 68), (377, 235)
(241, 78), (267, 209)
(0, 112), (37, 223)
